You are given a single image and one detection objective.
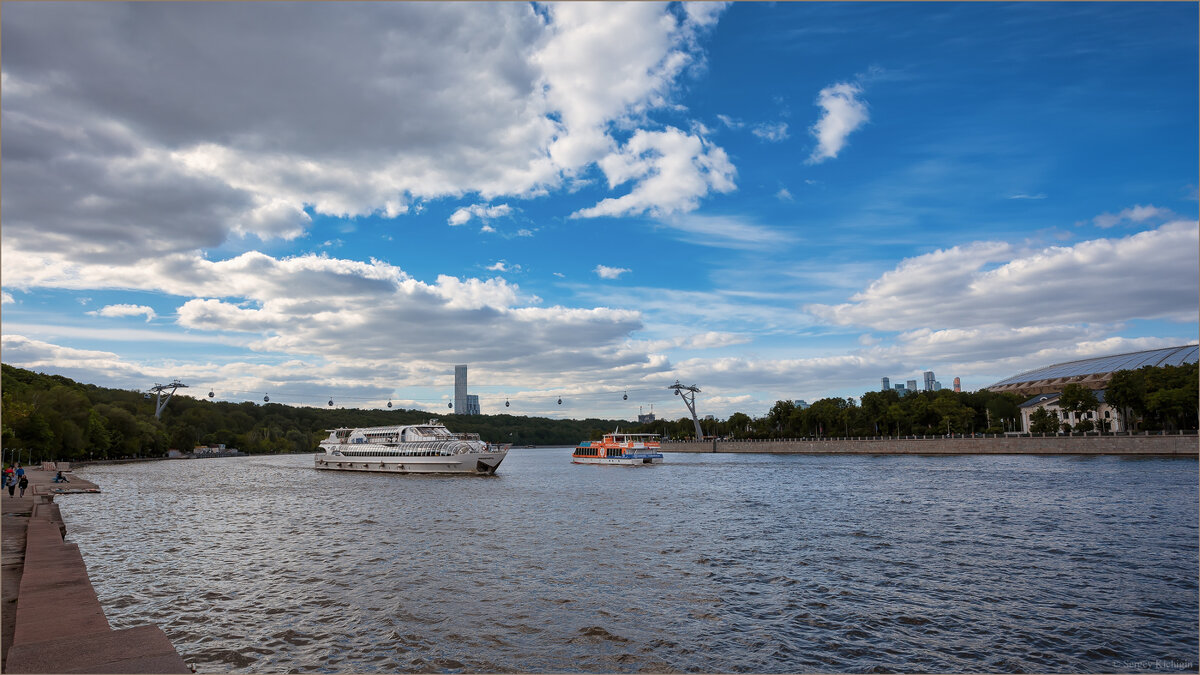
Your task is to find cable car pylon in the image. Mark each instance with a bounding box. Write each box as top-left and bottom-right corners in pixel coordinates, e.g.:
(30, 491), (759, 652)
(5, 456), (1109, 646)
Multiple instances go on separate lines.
(149, 380), (189, 419)
(668, 381), (703, 440)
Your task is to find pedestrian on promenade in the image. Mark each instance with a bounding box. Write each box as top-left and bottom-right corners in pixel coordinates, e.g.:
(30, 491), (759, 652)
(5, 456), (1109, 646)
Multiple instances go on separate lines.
(15, 465), (24, 481)
(18, 475), (28, 498)
(6, 474), (15, 497)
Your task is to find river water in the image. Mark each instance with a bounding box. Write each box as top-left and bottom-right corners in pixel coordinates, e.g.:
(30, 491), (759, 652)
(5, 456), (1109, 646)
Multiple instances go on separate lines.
(63, 450), (1197, 673)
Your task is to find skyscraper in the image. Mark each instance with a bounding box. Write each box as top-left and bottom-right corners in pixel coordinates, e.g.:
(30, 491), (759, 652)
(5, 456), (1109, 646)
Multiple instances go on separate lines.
(907, 379), (917, 392)
(881, 376), (890, 391)
(466, 394), (480, 415)
(953, 377), (961, 393)
(454, 365), (468, 413)
(923, 371), (935, 392)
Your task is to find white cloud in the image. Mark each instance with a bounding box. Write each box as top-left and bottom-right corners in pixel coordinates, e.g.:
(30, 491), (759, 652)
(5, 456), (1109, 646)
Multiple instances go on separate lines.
(1, 292), (14, 304)
(716, 114), (743, 129)
(2, 2), (733, 265)
(655, 214), (798, 251)
(807, 82), (869, 164)
(1007, 193), (1047, 200)
(685, 331), (750, 349)
(87, 304), (158, 322)
(535, 2), (726, 171)
(0, 335), (150, 383)
(594, 265), (631, 280)
(1093, 204), (1173, 228)
(751, 122), (789, 142)
(486, 261), (521, 273)
(572, 127), (736, 218)
(775, 188), (794, 201)
(805, 221), (1199, 330)
(448, 203), (513, 227)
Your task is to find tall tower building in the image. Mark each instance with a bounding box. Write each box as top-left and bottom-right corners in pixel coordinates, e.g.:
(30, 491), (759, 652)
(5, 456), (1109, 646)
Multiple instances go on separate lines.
(466, 394), (480, 415)
(907, 379), (918, 392)
(953, 377), (961, 393)
(454, 365), (468, 413)
(881, 376), (890, 391)
(923, 371), (935, 392)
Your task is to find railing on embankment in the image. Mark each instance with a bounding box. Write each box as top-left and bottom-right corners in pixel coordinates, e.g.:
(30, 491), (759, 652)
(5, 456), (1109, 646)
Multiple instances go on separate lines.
(662, 432), (1198, 455)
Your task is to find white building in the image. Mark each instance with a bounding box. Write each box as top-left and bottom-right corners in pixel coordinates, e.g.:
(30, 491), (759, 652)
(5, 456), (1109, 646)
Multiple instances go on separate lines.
(1018, 391), (1122, 432)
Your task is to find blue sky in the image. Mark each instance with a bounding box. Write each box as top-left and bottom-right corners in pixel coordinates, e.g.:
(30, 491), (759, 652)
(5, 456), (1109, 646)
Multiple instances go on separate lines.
(2, 2), (1197, 421)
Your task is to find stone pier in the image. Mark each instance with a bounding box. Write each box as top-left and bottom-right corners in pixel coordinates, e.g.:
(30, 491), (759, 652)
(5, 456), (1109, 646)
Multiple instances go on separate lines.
(1, 466), (189, 673)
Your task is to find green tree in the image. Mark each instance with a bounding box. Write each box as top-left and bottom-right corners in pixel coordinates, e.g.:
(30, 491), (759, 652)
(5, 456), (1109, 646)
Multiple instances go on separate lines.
(720, 410), (748, 437)
(1029, 406), (1059, 434)
(85, 409), (112, 455)
(1058, 384), (1101, 433)
(766, 400), (795, 437)
(931, 392), (974, 434)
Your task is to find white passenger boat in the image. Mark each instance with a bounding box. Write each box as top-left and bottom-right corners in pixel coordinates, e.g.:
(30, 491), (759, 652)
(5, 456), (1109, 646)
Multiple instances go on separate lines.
(315, 419), (509, 475)
(572, 431), (663, 465)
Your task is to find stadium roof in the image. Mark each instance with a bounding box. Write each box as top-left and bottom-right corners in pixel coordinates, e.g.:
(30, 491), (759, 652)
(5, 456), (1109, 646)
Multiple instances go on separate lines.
(986, 344), (1198, 396)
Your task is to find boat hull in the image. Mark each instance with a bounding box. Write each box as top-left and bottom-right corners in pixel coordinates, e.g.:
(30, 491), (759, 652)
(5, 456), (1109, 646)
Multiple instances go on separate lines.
(571, 455), (663, 466)
(315, 451), (507, 475)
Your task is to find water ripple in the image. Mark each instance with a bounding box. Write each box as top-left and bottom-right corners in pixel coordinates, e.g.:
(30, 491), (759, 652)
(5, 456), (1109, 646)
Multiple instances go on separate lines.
(60, 451), (1198, 673)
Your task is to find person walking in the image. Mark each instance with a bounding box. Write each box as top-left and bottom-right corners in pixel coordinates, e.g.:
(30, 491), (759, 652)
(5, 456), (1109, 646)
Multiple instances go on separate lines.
(18, 475), (28, 498)
(6, 474), (15, 497)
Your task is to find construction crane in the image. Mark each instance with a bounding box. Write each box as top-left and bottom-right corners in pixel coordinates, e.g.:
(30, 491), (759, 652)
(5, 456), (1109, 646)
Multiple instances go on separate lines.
(668, 381), (704, 440)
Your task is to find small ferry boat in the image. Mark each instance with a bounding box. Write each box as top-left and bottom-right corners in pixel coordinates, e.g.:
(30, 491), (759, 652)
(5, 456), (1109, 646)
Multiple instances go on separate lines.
(315, 419), (509, 475)
(572, 431), (663, 465)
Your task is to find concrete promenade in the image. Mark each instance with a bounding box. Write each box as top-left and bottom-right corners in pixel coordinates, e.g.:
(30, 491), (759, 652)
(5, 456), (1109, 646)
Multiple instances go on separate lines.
(1, 466), (189, 673)
(664, 433), (1199, 455)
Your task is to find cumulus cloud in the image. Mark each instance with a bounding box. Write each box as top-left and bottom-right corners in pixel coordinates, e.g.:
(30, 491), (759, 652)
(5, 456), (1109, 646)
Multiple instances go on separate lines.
(2, 2), (733, 265)
(807, 82), (869, 164)
(0, 335), (150, 384)
(805, 221), (1199, 330)
(87, 304), (158, 322)
(594, 265), (631, 280)
(448, 203), (513, 227)
(572, 127), (736, 218)
(1, 292), (14, 304)
(486, 261), (521, 273)
(1093, 204), (1173, 228)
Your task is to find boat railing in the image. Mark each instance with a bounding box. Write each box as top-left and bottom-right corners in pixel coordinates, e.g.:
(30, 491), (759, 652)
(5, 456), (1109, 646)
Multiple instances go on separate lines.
(452, 432), (481, 441)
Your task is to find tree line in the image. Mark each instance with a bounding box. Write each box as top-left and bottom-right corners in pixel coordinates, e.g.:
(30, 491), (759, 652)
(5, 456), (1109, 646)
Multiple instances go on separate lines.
(3, 361), (1194, 462)
(627, 362), (1197, 440)
(0, 364), (628, 462)
(629, 388), (1028, 440)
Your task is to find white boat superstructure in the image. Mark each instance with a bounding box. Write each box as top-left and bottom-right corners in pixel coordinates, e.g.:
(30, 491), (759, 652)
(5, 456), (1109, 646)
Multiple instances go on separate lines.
(315, 419), (509, 475)
(572, 431), (663, 465)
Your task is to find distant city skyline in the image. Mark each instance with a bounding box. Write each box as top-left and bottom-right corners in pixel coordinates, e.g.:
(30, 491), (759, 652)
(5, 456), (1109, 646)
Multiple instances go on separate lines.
(1, 2), (1196, 420)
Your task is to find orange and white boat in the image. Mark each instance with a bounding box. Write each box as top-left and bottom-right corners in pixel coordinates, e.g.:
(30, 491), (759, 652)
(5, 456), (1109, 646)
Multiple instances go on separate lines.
(572, 430), (663, 465)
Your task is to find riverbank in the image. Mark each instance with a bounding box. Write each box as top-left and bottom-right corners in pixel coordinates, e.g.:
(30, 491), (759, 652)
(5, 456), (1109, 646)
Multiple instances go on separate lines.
(0, 466), (190, 673)
(663, 433), (1198, 455)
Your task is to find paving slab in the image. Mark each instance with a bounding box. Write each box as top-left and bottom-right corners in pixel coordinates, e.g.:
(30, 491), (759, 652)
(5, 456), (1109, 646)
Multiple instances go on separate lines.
(6, 625), (188, 674)
(1, 466), (190, 673)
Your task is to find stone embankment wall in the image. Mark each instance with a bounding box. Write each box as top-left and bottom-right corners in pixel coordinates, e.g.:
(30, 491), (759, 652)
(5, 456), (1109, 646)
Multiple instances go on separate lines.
(664, 434), (1198, 455)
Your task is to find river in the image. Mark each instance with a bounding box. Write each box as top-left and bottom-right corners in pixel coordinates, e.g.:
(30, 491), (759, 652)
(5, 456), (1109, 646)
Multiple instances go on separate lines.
(62, 450), (1198, 673)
